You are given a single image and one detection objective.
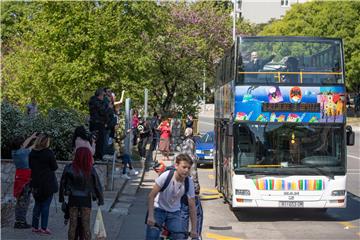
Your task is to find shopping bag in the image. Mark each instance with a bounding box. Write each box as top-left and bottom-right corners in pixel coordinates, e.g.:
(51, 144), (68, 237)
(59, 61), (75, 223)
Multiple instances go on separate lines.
(93, 207), (107, 240)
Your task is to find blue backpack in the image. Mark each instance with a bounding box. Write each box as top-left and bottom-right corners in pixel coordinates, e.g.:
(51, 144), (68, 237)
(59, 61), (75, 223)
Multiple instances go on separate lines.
(160, 168), (190, 205)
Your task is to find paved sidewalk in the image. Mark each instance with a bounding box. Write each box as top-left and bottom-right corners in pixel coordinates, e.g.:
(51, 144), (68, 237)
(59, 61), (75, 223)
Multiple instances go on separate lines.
(1, 164), (144, 240)
(2, 149), (180, 239)
(116, 153), (174, 239)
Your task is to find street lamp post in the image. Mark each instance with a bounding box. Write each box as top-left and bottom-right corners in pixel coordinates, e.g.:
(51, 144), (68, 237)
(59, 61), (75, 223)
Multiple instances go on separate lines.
(233, 0), (238, 81)
(233, 0), (237, 42)
(203, 68), (206, 112)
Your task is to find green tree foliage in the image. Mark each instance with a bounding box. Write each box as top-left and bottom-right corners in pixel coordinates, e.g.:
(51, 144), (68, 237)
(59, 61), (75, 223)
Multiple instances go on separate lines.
(2, 1), (162, 111)
(2, 1), (250, 114)
(147, 2), (233, 114)
(260, 1), (360, 91)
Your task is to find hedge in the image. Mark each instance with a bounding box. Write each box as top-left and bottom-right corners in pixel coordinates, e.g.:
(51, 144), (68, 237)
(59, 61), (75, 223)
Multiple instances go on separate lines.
(1, 100), (87, 160)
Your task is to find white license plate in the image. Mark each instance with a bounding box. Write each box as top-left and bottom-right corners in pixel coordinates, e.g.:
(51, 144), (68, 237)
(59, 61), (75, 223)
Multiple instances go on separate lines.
(204, 156), (213, 159)
(279, 201), (304, 208)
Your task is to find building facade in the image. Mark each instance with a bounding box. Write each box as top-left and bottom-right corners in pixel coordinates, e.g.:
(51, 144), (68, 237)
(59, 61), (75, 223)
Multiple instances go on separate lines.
(237, 0), (309, 24)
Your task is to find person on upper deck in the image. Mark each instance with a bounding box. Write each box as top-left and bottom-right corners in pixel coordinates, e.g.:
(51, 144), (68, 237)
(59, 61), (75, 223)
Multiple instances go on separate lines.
(245, 51), (275, 72)
(281, 57), (299, 83)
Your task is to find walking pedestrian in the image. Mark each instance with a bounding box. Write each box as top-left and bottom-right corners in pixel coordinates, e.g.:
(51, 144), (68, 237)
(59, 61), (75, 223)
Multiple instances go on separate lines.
(89, 88), (109, 161)
(117, 128), (139, 180)
(146, 153), (198, 240)
(121, 153), (139, 180)
(150, 112), (160, 152)
(171, 113), (182, 151)
(157, 117), (171, 161)
(180, 128), (203, 239)
(11, 132), (38, 229)
(59, 147), (104, 240)
(29, 133), (58, 235)
(185, 114), (194, 129)
(137, 119), (153, 160)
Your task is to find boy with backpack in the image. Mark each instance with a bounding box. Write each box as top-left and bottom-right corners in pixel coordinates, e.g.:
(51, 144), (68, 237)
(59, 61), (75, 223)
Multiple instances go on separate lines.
(146, 153), (198, 240)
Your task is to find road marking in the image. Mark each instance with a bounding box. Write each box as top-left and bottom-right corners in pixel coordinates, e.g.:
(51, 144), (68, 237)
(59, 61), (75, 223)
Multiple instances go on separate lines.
(347, 154), (360, 160)
(200, 194), (222, 200)
(208, 174), (215, 180)
(200, 121), (214, 126)
(201, 188), (219, 193)
(338, 221), (357, 229)
(206, 232), (242, 240)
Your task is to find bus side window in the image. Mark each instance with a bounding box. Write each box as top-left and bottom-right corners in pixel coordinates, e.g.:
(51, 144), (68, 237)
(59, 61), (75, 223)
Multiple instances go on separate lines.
(236, 125), (256, 166)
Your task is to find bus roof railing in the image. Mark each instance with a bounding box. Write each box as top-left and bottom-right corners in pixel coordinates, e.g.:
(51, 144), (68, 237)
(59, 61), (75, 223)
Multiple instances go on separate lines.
(238, 71), (343, 83)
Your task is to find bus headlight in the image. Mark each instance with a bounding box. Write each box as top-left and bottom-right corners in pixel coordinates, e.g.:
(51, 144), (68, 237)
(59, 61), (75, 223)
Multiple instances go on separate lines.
(196, 150), (202, 154)
(331, 190), (345, 196)
(235, 189), (250, 196)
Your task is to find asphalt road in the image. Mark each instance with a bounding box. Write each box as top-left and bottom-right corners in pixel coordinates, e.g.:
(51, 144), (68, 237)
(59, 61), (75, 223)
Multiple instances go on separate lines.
(197, 113), (360, 240)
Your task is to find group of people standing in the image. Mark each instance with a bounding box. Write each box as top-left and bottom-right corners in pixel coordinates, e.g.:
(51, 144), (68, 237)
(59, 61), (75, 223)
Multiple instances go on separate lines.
(13, 88), (200, 239)
(12, 132), (57, 233)
(11, 126), (104, 240)
(88, 87), (123, 161)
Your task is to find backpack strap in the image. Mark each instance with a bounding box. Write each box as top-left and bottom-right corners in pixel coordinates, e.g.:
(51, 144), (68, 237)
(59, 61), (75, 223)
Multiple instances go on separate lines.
(160, 170), (175, 192)
(181, 176), (190, 206)
(184, 176), (189, 195)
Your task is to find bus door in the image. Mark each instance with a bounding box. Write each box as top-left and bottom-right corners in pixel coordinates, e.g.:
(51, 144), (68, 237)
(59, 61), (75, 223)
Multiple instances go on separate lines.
(215, 121), (221, 189)
(225, 122), (234, 201)
(220, 121), (228, 195)
(222, 122), (234, 201)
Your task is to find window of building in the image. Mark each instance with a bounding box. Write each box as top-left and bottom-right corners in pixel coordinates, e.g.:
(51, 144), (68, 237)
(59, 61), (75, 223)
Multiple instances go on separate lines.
(236, 0), (242, 12)
(281, 0), (289, 7)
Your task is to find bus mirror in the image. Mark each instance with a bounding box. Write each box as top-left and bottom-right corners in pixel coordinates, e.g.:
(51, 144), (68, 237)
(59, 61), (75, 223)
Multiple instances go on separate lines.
(346, 126), (355, 146)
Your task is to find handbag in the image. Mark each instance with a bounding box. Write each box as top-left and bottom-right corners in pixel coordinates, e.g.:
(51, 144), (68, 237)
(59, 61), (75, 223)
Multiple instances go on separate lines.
(93, 207), (107, 239)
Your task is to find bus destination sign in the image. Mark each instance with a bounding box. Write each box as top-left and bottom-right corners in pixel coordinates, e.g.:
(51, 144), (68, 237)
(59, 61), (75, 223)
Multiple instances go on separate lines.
(262, 103), (320, 112)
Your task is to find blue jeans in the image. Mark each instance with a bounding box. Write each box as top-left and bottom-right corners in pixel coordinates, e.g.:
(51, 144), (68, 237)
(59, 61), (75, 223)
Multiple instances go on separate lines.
(122, 154), (133, 174)
(145, 208), (185, 240)
(180, 196), (203, 238)
(15, 184), (31, 223)
(32, 195), (53, 229)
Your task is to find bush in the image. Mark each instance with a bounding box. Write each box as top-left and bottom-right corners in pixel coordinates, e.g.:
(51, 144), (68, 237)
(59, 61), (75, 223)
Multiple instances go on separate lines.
(1, 100), (87, 160)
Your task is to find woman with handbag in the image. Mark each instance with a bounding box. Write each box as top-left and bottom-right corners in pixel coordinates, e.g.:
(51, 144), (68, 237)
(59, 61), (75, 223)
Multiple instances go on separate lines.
(59, 147), (104, 240)
(29, 133), (58, 234)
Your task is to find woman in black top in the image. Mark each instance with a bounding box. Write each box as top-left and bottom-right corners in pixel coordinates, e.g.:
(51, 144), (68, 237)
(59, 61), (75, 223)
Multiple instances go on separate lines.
(59, 147), (104, 240)
(29, 133), (58, 234)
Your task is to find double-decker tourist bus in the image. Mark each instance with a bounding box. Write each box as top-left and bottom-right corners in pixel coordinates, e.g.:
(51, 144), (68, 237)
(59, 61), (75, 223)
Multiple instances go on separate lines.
(214, 36), (355, 210)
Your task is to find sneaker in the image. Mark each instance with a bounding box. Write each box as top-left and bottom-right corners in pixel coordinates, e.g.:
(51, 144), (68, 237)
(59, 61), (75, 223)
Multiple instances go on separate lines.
(121, 174), (131, 180)
(40, 228), (52, 235)
(14, 222), (31, 229)
(129, 169), (139, 176)
(32, 227), (41, 233)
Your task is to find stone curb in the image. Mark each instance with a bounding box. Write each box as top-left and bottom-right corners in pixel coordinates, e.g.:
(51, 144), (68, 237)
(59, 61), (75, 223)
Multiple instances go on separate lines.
(108, 159), (145, 213)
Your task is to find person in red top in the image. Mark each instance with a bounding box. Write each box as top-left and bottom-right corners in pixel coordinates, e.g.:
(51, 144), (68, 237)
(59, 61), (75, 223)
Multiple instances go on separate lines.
(157, 117), (171, 161)
(11, 132), (37, 229)
(132, 110), (140, 145)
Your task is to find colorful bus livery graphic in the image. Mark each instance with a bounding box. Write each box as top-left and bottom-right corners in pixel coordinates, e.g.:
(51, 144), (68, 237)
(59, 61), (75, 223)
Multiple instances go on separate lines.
(234, 85), (345, 123)
(254, 178), (326, 191)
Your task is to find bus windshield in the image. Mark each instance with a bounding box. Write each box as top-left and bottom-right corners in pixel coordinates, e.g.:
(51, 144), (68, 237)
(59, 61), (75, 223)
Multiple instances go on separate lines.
(233, 123), (345, 176)
(237, 37), (344, 85)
